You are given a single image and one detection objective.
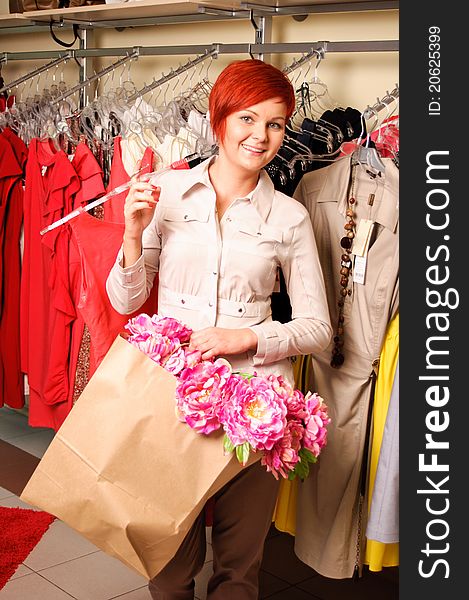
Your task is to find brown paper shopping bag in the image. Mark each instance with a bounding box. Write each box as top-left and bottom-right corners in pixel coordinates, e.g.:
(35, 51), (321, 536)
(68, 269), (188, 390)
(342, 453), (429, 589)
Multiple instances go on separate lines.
(21, 335), (258, 580)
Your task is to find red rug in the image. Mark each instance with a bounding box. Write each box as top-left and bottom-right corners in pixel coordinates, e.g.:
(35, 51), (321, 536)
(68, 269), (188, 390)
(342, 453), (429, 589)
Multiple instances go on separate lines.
(0, 506), (56, 589)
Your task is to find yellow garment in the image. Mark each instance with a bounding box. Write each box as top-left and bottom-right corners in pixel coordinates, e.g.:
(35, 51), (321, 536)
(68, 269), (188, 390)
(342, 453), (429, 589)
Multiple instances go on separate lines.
(364, 312), (399, 571)
(272, 354), (310, 535)
(274, 478), (298, 536)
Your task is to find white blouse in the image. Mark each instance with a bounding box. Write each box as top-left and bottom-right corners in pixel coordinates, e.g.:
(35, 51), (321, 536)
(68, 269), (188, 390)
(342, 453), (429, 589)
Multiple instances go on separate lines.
(106, 157), (332, 383)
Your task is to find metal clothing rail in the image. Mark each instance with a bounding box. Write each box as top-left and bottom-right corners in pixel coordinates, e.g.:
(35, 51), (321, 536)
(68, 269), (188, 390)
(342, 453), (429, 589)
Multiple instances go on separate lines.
(52, 49), (139, 105)
(282, 47), (325, 76)
(0, 52), (72, 94)
(363, 83), (399, 119)
(0, 40), (398, 62)
(127, 47), (219, 102)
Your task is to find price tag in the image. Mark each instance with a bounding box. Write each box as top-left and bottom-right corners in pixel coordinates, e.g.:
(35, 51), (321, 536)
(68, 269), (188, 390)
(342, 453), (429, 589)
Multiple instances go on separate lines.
(353, 255), (367, 284)
(351, 219), (374, 257)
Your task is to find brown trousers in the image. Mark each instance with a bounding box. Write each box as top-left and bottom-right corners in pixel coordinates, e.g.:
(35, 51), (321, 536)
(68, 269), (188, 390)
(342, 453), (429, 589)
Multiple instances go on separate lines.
(148, 461), (280, 600)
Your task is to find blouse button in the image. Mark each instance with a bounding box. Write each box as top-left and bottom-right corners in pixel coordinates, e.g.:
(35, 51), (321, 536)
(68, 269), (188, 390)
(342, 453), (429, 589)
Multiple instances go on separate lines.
(238, 308), (243, 313)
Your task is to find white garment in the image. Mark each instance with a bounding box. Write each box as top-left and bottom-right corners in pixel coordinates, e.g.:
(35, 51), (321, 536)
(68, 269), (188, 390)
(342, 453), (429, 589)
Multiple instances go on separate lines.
(155, 127), (199, 167)
(187, 109), (216, 147)
(121, 134), (146, 176)
(121, 133), (163, 176)
(366, 360), (399, 544)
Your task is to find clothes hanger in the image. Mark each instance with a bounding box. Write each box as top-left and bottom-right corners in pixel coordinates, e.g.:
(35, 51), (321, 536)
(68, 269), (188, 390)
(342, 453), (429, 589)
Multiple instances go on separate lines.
(352, 106), (386, 174)
(126, 49), (218, 134)
(189, 57), (213, 114)
(381, 85), (399, 128)
(307, 49), (341, 112)
(287, 55), (342, 150)
(51, 50), (140, 129)
(370, 89), (399, 164)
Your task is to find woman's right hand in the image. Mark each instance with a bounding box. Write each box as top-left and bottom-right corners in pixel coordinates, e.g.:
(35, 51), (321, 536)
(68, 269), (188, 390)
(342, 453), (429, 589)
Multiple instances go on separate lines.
(123, 179), (161, 240)
(122, 179), (161, 267)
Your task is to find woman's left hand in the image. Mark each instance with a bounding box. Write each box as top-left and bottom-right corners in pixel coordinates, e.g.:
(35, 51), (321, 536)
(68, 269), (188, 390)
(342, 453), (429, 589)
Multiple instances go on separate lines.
(189, 327), (258, 361)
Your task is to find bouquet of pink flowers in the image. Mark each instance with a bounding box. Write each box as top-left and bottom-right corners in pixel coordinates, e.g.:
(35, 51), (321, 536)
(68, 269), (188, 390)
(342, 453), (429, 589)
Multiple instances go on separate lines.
(125, 314), (330, 480)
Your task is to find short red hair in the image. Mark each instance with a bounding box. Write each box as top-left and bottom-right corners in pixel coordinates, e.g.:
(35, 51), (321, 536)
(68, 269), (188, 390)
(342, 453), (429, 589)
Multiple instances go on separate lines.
(209, 59), (296, 142)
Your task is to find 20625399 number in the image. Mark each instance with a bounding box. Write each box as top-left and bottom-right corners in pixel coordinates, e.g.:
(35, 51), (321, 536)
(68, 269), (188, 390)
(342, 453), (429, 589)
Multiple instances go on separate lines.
(428, 26), (441, 114)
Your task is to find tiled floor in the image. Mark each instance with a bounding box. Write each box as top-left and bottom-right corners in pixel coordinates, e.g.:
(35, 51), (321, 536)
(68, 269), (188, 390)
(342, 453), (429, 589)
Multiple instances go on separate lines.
(0, 406), (398, 599)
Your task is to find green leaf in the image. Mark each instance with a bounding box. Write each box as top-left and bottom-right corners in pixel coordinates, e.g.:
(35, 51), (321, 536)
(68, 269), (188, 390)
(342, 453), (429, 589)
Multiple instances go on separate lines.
(293, 456), (312, 481)
(223, 434), (235, 454)
(235, 442), (251, 465)
(299, 448), (318, 464)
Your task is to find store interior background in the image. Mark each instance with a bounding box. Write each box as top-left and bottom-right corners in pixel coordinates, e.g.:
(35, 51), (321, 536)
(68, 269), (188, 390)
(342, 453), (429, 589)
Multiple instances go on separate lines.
(1, 1), (398, 598)
(1, 3), (398, 113)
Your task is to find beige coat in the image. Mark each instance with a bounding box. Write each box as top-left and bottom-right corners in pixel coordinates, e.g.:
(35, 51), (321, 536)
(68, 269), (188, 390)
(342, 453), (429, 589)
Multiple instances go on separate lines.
(106, 156), (332, 384)
(293, 155), (399, 578)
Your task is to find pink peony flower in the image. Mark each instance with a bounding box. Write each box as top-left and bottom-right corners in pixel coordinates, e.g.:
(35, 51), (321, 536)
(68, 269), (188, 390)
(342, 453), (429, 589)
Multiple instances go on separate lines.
(261, 418), (304, 479)
(266, 375), (308, 420)
(286, 389), (309, 420)
(125, 314), (196, 373)
(124, 313), (155, 336)
(303, 393), (331, 457)
(150, 315), (192, 342)
(218, 375), (287, 451)
(183, 348), (203, 369)
(161, 346), (187, 376)
(125, 314), (192, 343)
(264, 374), (293, 407)
(128, 333), (179, 365)
(175, 359), (232, 434)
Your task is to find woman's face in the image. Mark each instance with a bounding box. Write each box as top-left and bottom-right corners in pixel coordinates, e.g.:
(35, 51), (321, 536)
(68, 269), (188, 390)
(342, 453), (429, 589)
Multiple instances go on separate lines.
(218, 97), (287, 175)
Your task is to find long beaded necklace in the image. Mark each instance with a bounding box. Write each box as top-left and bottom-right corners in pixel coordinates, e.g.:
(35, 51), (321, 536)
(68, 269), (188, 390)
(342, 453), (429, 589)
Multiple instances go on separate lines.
(330, 163), (358, 368)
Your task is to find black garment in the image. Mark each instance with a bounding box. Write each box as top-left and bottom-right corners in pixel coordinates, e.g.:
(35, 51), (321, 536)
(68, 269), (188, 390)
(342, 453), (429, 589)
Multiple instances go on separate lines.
(319, 107), (364, 142)
(266, 106), (365, 323)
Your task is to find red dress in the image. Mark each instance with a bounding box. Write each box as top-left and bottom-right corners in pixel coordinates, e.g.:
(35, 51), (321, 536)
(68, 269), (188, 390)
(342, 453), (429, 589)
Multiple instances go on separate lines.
(70, 211), (157, 375)
(67, 143), (106, 405)
(0, 130), (26, 408)
(21, 138), (80, 429)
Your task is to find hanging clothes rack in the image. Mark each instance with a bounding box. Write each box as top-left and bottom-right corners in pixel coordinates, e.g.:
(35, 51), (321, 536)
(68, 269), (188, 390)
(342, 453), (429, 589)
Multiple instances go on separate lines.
(0, 40), (398, 63)
(363, 84), (399, 119)
(52, 49), (140, 105)
(0, 51), (72, 95)
(0, 41), (397, 105)
(282, 46), (326, 76)
(127, 47), (219, 103)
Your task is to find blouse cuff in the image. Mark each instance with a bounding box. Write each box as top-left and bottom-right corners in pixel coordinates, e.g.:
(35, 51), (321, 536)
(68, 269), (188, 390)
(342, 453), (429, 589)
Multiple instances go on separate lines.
(249, 323), (282, 365)
(115, 248), (146, 287)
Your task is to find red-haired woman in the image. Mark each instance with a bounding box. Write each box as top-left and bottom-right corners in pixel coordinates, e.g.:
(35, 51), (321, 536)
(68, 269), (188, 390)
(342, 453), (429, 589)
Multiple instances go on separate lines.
(107, 59), (331, 600)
